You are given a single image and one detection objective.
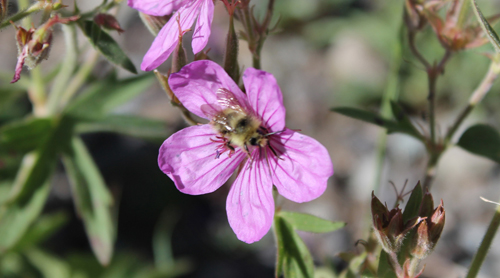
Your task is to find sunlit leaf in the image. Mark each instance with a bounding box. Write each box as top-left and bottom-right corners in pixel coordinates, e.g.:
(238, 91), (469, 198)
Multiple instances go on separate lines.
(62, 137), (115, 265)
(457, 124), (500, 163)
(275, 215), (315, 278)
(66, 74), (155, 119)
(472, 0), (500, 53)
(278, 211), (345, 233)
(79, 20), (137, 73)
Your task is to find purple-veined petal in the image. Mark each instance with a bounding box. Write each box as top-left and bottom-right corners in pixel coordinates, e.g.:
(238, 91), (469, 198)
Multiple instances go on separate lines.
(169, 60), (248, 119)
(242, 68), (286, 132)
(192, 0), (213, 54)
(128, 0), (186, 16)
(158, 124), (245, 195)
(141, 0), (201, 71)
(268, 129), (333, 203)
(226, 151), (274, 243)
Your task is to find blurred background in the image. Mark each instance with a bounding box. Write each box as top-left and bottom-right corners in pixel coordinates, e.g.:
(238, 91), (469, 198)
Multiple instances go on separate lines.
(1, 0), (500, 277)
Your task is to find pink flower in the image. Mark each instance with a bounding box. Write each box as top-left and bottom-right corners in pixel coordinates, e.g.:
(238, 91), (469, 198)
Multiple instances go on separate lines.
(158, 60), (333, 243)
(128, 0), (214, 71)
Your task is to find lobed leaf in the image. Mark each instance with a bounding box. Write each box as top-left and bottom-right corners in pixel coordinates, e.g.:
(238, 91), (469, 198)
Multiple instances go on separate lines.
(78, 20), (137, 73)
(62, 137), (115, 266)
(457, 124), (500, 163)
(278, 211), (345, 234)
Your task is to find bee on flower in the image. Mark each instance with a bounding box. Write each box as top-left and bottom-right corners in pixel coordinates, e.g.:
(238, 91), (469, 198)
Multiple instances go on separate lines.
(158, 60), (333, 243)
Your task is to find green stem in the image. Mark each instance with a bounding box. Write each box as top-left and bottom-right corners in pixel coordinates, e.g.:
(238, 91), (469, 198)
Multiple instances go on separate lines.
(0, 1), (43, 29)
(465, 200), (500, 278)
(47, 24), (78, 115)
(457, 0), (471, 29)
(58, 50), (99, 109)
(29, 67), (47, 116)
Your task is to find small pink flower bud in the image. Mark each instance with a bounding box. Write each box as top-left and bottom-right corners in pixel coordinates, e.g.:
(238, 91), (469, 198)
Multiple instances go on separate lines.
(94, 13), (124, 34)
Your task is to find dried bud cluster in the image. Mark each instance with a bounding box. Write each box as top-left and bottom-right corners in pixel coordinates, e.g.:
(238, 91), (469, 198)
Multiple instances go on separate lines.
(411, 194), (445, 259)
(11, 14), (79, 83)
(406, 0), (495, 51)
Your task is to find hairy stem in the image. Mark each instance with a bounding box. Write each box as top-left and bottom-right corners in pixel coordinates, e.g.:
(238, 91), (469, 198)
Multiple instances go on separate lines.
(465, 200), (500, 278)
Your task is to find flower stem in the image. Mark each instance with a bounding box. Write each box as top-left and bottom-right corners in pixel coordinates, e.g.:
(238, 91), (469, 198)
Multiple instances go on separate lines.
(388, 251), (404, 277)
(47, 24), (78, 115)
(465, 199), (500, 278)
(0, 1), (43, 29)
(444, 58), (500, 146)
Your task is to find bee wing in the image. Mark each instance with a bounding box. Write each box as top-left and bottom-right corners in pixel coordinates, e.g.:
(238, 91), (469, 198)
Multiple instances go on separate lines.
(216, 88), (248, 115)
(200, 103), (221, 119)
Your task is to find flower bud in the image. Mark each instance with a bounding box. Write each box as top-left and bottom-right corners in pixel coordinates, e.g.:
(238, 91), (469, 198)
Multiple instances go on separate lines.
(371, 192), (423, 253)
(139, 12), (170, 36)
(410, 200), (445, 259)
(94, 13), (124, 34)
(223, 14), (239, 82)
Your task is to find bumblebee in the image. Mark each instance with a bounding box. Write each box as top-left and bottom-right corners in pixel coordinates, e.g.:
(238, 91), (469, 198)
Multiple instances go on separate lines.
(202, 88), (278, 158)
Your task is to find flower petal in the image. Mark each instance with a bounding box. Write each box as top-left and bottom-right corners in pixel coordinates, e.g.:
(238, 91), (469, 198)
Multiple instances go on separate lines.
(191, 0), (213, 54)
(268, 129), (333, 203)
(169, 60), (247, 119)
(226, 153), (274, 243)
(141, 0), (201, 71)
(158, 124), (245, 195)
(128, 0), (186, 16)
(242, 68), (286, 132)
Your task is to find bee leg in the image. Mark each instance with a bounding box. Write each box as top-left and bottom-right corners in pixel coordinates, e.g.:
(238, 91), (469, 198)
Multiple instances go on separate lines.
(268, 144), (284, 160)
(226, 141), (235, 157)
(244, 144), (252, 159)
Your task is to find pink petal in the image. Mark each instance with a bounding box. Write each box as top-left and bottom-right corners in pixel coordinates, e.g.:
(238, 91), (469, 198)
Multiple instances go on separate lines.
(128, 0), (186, 16)
(191, 0), (213, 53)
(268, 129), (333, 203)
(141, 0), (201, 71)
(226, 153), (274, 243)
(168, 60), (247, 119)
(242, 68), (286, 132)
(158, 124), (245, 195)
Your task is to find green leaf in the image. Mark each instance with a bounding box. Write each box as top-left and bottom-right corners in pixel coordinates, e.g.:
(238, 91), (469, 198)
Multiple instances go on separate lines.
(75, 114), (171, 141)
(377, 250), (397, 278)
(7, 116), (75, 204)
(62, 137), (115, 265)
(402, 181), (423, 223)
(278, 211), (345, 233)
(457, 124), (500, 163)
(274, 215), (315, 278)
(78, 20), (137, 74)
(66, 74), (155, 119)
(331, 104), (422, 141)
(0, 117), (54, 152)
(25, 249), (72, 278)
(0, 178), (52, 253)
(471, 0), (500, 53)
(11, 211), (68, 252)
